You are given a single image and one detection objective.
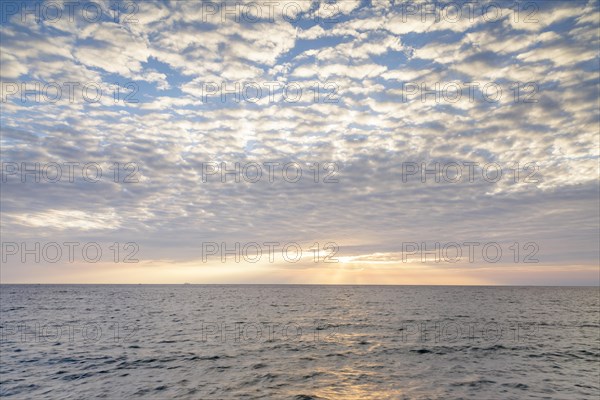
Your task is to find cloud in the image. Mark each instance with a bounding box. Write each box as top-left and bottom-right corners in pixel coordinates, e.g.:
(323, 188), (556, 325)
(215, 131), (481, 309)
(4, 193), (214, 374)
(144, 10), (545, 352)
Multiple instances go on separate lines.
(1, 0), (598, 284)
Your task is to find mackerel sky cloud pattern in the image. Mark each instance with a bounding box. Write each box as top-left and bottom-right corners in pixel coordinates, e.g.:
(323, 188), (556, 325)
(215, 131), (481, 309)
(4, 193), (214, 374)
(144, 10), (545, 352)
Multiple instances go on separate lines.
(0, 0), (598, 284)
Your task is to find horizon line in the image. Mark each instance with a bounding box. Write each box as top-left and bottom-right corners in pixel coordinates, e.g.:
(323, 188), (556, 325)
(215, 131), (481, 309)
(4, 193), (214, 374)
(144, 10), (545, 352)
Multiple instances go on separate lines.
(1, 283), (598, 287)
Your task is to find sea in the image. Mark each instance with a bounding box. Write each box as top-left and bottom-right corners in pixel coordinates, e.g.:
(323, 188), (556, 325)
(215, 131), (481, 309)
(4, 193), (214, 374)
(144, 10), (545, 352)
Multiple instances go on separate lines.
(0, 285), (598, 399)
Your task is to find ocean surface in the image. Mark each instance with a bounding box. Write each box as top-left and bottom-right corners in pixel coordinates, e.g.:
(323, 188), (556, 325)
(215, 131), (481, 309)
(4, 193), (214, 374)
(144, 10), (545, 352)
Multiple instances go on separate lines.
(0, 285), (598, 399)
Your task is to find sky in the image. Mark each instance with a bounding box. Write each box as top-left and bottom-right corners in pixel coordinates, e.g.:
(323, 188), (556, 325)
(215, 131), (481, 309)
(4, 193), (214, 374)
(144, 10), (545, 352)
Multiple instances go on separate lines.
(0, 0), (599, 284)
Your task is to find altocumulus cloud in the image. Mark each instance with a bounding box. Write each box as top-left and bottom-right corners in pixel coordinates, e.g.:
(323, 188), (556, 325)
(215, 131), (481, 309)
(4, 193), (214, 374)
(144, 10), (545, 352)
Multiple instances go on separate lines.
(0, 0), (598, 284)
